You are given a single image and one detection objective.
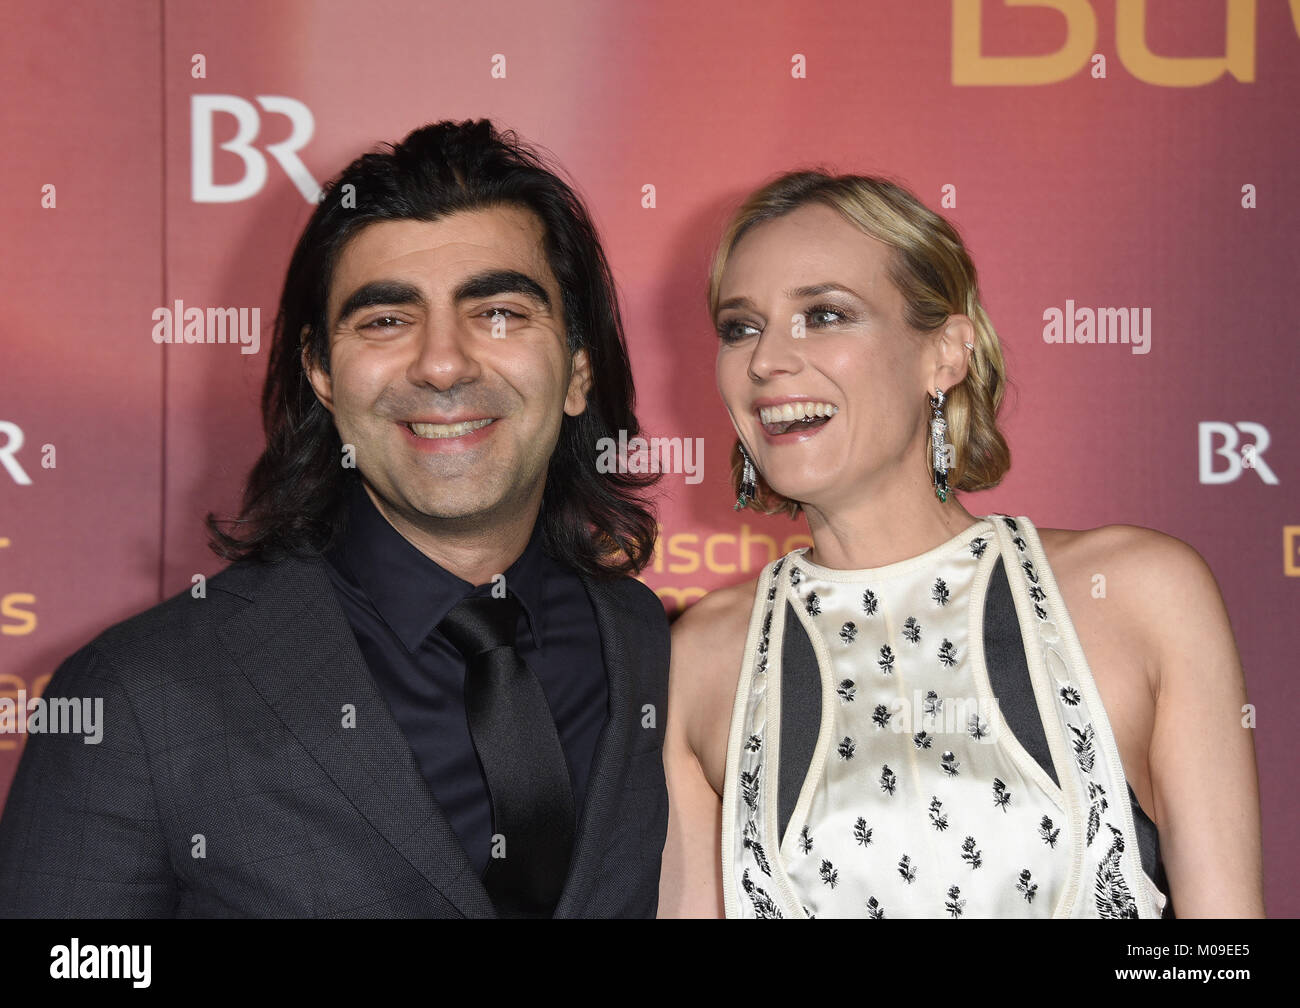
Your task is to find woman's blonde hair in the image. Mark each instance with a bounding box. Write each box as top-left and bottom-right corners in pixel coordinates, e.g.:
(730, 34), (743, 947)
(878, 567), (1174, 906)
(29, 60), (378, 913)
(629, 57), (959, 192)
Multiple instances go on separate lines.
(709, 171), (1011, 517)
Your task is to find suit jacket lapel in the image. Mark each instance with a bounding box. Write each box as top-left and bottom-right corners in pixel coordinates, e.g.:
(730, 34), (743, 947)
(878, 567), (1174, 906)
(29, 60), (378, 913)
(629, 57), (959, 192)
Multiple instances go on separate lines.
(553, 574), (635, 916)
(214, 553), (496, 918)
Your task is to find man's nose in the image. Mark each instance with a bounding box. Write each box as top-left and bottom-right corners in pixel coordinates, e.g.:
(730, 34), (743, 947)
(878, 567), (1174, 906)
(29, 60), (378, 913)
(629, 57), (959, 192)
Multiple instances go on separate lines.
(406, 314), (481, 391)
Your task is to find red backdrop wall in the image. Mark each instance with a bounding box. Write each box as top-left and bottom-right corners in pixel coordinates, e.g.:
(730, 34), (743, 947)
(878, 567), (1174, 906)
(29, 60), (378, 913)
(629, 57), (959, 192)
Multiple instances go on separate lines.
(2, 0), (1296, 915)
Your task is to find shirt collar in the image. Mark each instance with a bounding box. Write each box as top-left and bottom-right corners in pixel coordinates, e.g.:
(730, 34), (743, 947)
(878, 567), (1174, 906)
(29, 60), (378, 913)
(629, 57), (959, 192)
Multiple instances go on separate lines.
(326, 480), (550, 654)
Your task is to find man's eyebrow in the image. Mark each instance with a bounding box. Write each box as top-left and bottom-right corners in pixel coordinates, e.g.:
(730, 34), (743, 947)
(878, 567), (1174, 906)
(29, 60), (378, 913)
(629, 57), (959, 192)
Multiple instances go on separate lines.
(334, 281), (426, 325)
(454, 269), (552, 310)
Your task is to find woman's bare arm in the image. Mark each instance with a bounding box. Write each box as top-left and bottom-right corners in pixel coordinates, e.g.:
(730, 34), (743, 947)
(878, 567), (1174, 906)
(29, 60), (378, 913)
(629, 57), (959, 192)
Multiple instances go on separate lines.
(658, 583), (753, 918)
(1131, 531), (1265, 916)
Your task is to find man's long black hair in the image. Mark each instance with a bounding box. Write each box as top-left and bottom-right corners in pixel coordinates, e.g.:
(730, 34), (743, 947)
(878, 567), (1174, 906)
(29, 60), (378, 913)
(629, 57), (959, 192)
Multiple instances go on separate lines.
(207, 119), (658, 577)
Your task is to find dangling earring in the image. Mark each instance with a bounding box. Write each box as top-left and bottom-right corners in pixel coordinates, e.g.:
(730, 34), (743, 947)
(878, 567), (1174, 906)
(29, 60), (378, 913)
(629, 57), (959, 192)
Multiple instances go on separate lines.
(735, 442), (758, 511)
(929, 389), (949, 503)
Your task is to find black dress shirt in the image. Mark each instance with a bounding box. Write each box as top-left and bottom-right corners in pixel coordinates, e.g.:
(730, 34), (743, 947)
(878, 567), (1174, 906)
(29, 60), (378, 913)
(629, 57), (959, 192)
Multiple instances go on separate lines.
(323, 481), (609, 877)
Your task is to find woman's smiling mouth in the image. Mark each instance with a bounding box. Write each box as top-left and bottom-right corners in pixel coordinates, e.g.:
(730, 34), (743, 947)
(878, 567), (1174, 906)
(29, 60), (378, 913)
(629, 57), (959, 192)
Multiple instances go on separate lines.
(757, 400), (839, 437)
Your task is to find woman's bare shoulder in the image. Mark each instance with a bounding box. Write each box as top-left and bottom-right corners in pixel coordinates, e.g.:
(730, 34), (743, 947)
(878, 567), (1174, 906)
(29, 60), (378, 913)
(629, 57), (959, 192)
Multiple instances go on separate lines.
(668, 576), (763, 784)
(1036, 522), (1215, 593)
(1036, 522), (1229, 654)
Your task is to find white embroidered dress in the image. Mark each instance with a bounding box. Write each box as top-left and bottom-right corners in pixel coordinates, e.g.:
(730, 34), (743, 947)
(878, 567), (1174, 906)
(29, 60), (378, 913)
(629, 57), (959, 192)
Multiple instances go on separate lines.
(721, 516), (1168, 919)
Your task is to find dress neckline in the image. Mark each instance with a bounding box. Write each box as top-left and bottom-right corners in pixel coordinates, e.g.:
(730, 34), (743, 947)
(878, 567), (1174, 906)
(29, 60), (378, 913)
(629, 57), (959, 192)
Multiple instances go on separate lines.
(790, 517), (993, 582)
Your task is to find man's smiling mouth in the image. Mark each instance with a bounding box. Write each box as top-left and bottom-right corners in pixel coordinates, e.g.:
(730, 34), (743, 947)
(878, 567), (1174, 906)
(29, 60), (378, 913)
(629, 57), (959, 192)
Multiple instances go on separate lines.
(405, 418), (496, 439)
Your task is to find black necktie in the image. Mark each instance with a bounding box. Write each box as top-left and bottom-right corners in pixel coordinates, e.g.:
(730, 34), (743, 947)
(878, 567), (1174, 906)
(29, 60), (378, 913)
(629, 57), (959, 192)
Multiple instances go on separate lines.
(438, 591), (576, 918)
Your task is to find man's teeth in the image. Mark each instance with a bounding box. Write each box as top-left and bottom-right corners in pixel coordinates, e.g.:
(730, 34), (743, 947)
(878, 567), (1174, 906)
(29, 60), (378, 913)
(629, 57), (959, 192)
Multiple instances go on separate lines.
(407, 418), (494, 439)
(758, 402), (839, 424)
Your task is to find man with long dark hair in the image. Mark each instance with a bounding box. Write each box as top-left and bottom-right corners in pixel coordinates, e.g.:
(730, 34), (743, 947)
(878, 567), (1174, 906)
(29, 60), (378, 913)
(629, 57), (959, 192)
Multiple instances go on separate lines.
(0, 120), (669, 918)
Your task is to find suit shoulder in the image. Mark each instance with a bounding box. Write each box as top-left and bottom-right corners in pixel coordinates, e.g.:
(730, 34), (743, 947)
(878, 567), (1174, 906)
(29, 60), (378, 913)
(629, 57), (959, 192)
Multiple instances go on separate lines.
(597, 574), (670, 625)
(62, 555), (312, 684)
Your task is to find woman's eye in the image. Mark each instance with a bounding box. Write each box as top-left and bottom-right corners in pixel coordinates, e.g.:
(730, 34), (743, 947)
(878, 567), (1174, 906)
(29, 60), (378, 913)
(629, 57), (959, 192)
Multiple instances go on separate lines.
(717, 319), (760, 343)
(806, 306), (846, 326)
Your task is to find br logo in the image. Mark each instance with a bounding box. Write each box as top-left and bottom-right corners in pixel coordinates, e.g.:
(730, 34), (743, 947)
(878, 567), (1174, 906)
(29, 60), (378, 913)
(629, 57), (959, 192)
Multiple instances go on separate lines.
(1198, 422), (1277, 485)
(191, 95), (321, 204)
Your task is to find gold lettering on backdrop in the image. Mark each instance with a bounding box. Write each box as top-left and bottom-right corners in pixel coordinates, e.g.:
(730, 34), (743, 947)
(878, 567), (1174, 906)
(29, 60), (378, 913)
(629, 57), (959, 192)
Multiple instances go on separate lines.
(1117, 0), (1255, 86)
(953, 0), (1097, 85)
(644, 524), (814, 616)
(954, 0), (1291, 86)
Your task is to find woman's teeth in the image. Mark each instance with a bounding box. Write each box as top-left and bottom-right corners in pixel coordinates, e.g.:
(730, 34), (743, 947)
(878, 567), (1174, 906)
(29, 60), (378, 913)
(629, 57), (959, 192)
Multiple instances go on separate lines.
(407, 418), (494, 439)
(759, 401), (838, 424)
(759, 401), (838, 435)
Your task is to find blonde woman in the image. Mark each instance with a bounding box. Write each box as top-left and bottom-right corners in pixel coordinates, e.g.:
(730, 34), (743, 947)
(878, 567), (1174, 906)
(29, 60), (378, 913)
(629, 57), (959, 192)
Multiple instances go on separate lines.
(658, 172), (1263, 919)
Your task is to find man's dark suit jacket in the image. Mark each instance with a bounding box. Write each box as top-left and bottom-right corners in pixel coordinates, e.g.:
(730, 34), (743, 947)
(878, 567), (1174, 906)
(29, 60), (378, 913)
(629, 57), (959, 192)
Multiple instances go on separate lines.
(0, 550), (670, 918)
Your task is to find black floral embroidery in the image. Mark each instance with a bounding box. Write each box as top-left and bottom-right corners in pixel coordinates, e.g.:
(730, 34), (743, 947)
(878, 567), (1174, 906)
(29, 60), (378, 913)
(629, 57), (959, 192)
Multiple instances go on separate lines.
(744, 734), (762, 752)
(854, 817), (873, 847)
(932, 578), (951, 606)
(970, 536), (988, 558)
(880, 765), (897, 795)
(913, 730), (934, 750)
(872, 704), (892, 729)
(1002, 516), (1019, 533)
(820, 859), (839, 889)
(902, 616), (921, 643)
(923, 690), (942, 720)
(865, 896), (885, 919)
(1086, 780), (1109, 848)
(945, 885), (965, 918)
(1029, 583), (1047, 603)
(929, 796), (949, 831)
(898, 855), (917, 884)
(862, 588), (878, 615)
(767, 557), (785, 603)
(1060, 685), (1081, 706)
(941, 750), (960, 776)
(798, 825), (813, 854)
(740, 766), (760, 814)
(839, 621), (857, 644)
(837, 736), (856, 760)
(961, 836), (983, 869)
(1069, 723), (1097, 774)
(878, 644), (895, 674)
(743, 834), (772, 876)
(789, 565), (802, 587)
(968, 715), (989, 741)
(806, 592), (822, 617)
(937, 638), (958, 667)
(992, 777), (1012, 812)
(1095, 825), (1139, 919)
(741, 869), (783, 919)
(1039, 815), (1061, 849)
(1017, 868), (1038, 903)
(837, 679), (856, 703)
(1012, 535), (1027, 552)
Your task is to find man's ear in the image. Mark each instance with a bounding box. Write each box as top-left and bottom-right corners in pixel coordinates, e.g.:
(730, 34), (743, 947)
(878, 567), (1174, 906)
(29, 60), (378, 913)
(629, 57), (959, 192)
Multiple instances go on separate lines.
(563, 347), (592, 417)
(930, 315), (974, 393)
(301, 326), (335, 414)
